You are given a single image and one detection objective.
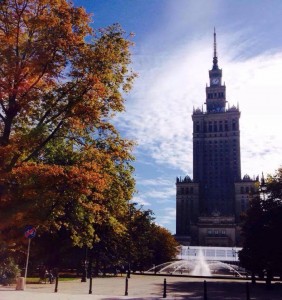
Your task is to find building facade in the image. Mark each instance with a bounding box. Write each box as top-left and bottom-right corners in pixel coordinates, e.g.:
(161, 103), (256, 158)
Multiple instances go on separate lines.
(175, 31), (258, 247)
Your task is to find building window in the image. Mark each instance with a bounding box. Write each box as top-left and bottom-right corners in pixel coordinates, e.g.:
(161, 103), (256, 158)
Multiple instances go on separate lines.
(232, 120), (237, 130)
(219, 121), (223, 131)
(209, 122), (212, 132)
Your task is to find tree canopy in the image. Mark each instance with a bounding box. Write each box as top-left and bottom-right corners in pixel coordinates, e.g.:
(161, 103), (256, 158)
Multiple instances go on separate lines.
(127, 205), (179, 272)
(0, 0), (136, 248)
(27, 203), (179, 275)
(239, 167), (282, 281)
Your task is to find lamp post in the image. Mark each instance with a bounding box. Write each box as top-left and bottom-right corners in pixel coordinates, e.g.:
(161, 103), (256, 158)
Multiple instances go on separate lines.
(81, 246), (88, 282)
(127, 204), (133, 279)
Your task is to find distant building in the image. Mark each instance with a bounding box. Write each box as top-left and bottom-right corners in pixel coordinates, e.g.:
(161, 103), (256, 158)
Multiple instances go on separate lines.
(175, 30), (258, 246)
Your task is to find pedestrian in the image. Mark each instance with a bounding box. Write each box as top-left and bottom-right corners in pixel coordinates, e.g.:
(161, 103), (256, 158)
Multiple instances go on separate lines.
(48, 270), (54, 284)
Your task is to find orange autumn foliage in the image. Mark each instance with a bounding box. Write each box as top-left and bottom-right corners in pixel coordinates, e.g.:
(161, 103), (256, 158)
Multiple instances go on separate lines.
(0, 0), (136, 247)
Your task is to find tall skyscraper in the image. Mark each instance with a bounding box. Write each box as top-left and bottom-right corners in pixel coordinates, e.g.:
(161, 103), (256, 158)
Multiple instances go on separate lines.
(176, 30), (258, 246)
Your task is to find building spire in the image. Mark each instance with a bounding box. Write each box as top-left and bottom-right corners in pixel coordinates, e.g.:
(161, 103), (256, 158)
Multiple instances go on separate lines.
(213, 27), (218, 70)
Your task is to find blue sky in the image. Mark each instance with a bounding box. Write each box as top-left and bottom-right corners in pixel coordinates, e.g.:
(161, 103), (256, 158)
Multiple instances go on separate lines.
(73, 0), (282, 234)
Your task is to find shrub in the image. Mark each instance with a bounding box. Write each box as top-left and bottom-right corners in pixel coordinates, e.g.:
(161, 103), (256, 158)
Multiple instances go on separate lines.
(0, 257), (20, 285)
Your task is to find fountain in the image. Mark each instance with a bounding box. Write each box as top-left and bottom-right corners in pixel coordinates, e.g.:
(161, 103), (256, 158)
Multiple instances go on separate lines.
(190, 249), (211, 276)
(148, 247), (245, 277)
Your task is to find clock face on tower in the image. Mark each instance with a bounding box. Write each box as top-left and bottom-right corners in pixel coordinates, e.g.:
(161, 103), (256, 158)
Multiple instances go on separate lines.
(212, 78), (219, 85)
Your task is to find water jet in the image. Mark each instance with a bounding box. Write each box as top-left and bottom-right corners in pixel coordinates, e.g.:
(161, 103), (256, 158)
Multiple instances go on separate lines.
(148, 246), (244, 277)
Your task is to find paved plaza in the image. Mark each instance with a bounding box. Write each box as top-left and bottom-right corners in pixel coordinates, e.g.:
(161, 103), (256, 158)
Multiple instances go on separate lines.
(1, 275), (282, 300)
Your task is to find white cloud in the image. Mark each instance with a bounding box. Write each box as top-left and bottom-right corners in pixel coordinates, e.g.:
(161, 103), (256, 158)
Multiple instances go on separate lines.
(118, 32), (282, 179)
(137, 177), (173, 187)
(145, 187), (175, 201)
(132, 195), (151, 206)
(115, 5), (282, 233)
(136, 177), (175, 203)
(156, 207), (176, 228)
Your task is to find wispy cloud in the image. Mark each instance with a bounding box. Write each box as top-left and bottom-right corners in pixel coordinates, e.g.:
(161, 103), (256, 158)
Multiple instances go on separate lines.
(132, 195), (151, 206)
(135, 177), (175, 203)
(113, 1), (282, 233)
(156, 207), (176, 230)
(137, 177), (173, 187)
(145, 187), (175, 201)
(118, 33), (282, 179)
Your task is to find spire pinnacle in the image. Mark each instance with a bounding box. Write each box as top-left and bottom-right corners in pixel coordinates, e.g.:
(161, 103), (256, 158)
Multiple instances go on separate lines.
(214, 27), (217, 58)
(213, 28), (218, 69)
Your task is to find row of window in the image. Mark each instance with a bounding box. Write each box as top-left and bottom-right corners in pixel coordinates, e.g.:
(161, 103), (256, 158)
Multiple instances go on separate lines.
(196, 139), (238, 145)
(207, 229), (226, 236)
(178, 187), (194, 195)
(240, 186), (254, 194)
(195, 120), (238, 133)
(178, 185), (253, 196)
(202, 147), (238, 153)
(194, 132), (239, 138)
(207, 92), (225, 99)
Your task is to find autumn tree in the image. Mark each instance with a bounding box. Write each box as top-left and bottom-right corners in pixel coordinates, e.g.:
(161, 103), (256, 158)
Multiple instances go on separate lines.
(0, 0), (136, 254)
(126, 205), (179, 272)
(150, 225), (179, 266)
(239, 167), (282, 285)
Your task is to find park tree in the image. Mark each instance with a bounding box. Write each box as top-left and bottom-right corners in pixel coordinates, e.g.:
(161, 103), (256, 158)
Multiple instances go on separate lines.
(29, 203), (179, 275)
(150, 224), (179, 267)
(0, 0), (136, 257)
(79, 204), (179, 275)
(126, 205), (179, 272)
(239, 167), (282, 285)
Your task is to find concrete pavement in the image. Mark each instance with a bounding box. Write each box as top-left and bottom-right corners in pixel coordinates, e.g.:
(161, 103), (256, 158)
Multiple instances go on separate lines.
(1, 274), (282, 299)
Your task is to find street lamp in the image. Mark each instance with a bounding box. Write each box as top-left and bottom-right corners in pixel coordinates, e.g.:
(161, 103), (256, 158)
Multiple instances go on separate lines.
(81, 246), (88, 282)
(127, 204), (133, 279)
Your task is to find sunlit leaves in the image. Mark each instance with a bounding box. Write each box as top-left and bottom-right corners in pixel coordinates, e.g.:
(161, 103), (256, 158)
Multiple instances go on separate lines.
(0, 0), (136, 248)
(239, 167), (282, 277)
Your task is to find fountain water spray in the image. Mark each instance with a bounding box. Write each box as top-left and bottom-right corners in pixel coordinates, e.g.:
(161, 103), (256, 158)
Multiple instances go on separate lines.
(191, 249), (211, 276)
(147, 246), (244, 277)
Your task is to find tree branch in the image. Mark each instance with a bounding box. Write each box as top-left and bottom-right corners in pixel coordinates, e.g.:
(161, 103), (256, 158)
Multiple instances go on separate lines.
(0, 111), (5, 122)
(23, 120), (64, 163)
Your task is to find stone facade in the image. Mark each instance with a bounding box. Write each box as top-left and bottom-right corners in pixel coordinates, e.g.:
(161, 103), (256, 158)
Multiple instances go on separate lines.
(175, 31), (258, 246)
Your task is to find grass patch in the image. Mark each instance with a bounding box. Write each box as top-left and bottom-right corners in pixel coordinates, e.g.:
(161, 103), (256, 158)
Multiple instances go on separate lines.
(58, 277), (78, 282)
(26, 277), (78, 284)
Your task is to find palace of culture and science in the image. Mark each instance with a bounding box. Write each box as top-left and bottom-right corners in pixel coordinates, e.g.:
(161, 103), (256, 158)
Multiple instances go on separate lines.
(175, 31), (258, 247)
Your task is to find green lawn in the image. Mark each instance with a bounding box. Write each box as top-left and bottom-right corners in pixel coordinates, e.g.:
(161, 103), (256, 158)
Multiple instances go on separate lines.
(26, 277), (78, 284)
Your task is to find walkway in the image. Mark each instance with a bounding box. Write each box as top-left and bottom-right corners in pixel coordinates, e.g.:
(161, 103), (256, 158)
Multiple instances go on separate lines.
(1, 275), (282, 299)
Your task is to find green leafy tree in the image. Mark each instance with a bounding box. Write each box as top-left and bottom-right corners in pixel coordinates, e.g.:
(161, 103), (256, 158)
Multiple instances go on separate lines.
(151, 225), (179, 266)
(239, 167), (282, 285)
(0, 238), (20, 285)
(125, 204), (179, 272)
